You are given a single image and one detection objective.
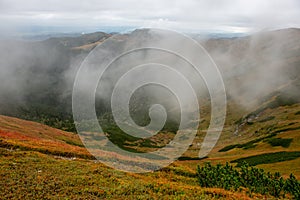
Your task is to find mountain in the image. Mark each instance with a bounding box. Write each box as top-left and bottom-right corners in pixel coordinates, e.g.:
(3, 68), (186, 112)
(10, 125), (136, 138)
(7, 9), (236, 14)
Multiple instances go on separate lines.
(0, 31), (110, 131)
(0, 28), (300, 199)
(200, 28), (300, 109)
(0, 28), (299, 151)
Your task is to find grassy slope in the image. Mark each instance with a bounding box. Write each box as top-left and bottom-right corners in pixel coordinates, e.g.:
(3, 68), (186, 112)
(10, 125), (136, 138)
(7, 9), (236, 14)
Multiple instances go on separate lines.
(1, 149), (268, 200)
(192, 103), (300, 179)
(0, 115), (273, 199)
(0, 115), (92, 159)
(0, 91), (299, 198)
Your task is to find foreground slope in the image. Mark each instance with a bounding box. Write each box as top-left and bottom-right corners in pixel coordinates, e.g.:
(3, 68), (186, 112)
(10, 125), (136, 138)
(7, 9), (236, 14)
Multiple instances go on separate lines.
(0, 115), (91, 159)
(0, 115), (268, 199)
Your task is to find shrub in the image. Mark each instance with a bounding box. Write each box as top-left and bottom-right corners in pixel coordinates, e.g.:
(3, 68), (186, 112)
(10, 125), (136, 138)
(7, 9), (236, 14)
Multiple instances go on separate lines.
(285, 174), (300, 199)
(266, 138), (293, 148)
(196, 162), (300, 198)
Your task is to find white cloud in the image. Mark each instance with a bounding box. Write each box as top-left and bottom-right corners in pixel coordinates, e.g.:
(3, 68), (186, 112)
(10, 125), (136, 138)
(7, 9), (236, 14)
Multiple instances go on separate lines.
(0, 0), (299, 33)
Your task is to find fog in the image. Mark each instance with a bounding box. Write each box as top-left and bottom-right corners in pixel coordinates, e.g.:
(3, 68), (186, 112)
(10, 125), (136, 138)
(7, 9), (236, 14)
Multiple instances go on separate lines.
(199, 28), (300, 110)
(0, 28), (299, 128)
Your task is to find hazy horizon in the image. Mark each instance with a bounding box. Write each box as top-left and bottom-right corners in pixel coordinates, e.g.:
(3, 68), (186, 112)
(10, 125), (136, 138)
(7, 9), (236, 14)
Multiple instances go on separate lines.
(1, 0), (300, 37)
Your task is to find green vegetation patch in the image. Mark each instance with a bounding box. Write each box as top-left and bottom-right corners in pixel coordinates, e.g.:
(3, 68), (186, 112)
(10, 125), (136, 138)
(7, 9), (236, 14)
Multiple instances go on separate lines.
(218, 133), (276, 152)
(105, 125), (162, 153)
(267, 95), (300, 109)
(231, 151), (300, 167)
(266, 138), (293, 148)
(197, 162), (300, 198)
(258, 116), (275, 123)
(178, 156), (208, 161)
(272, 126), (300, 134)
(218, 144), (241, 152)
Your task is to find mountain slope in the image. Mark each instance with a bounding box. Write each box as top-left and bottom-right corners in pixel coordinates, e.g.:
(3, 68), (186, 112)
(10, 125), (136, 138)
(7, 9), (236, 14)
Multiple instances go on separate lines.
(0, 115), (92, 159)
(181, 102), (300, 178)
(0, 115), (267, 199)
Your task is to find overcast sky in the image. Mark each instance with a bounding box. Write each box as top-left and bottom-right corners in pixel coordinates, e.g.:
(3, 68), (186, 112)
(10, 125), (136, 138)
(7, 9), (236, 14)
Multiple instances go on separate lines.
(0, 0), (300, 34)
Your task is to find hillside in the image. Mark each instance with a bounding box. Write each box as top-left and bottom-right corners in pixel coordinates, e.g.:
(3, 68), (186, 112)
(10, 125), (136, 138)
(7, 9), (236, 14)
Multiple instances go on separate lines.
(0, 115), (92, 159)
(0, 28), (300, 199)
(186, 103), (300, 178)
(0, 115), (270, 199)
(0, 28), (299, 131)
(0, 104), (299, 199)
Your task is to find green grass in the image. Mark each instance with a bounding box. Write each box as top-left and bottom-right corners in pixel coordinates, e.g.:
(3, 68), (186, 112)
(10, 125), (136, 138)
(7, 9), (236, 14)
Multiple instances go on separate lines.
(231, 151), (300, 167)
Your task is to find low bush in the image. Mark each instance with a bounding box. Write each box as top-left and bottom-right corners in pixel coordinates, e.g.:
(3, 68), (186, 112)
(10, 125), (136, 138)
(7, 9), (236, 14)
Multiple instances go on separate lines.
(197, 162), (300, 198)
(266, 138), (293, 148)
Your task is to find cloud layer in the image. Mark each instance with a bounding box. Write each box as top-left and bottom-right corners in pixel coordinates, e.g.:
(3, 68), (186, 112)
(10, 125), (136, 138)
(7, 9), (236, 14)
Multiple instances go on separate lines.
(0, 0), (300, 33)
